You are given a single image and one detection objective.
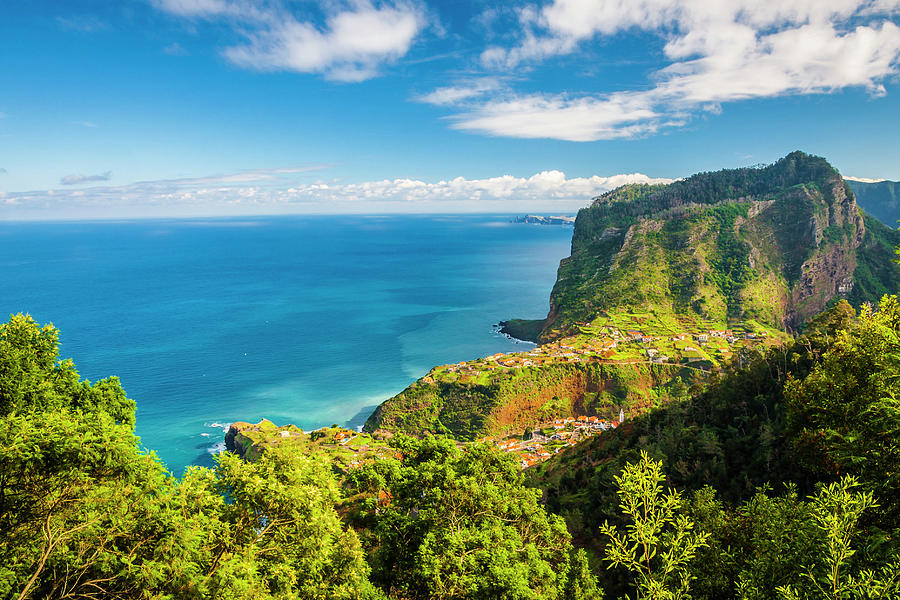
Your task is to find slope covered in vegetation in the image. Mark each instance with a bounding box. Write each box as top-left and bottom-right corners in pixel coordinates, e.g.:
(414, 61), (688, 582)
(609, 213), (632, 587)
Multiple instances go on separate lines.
(541, 151), (893, 341)
(848, 178), (900, 228)
(366, 152), (898, 442)
(5, 296), (900, 599)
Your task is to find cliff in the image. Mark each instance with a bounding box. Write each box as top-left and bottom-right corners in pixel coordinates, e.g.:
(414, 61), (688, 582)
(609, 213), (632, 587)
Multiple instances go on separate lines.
(540, 151), (874, 341)
(364, 361), (695, 440)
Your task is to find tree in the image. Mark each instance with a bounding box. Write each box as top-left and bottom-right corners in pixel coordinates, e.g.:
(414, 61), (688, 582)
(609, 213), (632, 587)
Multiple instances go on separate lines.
(786, 295), (900, 523)
(776, 477), (900, 600)
(599, 451), (709, 600)
(0, 314), (378, 600)
(352, 435), (586, 600)
(0, 313), (135, 426)
(192, 448), (379, 600)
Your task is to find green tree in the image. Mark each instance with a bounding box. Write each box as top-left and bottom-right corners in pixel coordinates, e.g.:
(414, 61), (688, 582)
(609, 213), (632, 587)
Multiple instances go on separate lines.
(353, 435), (587, 600)
(0, 313), (134, 425)
(776, 477), (900, 600)
(599, 451), (709, 600)
(195, 449), (379, 600)
(786, 295), (900, 523)
(0, 314), (378, 600)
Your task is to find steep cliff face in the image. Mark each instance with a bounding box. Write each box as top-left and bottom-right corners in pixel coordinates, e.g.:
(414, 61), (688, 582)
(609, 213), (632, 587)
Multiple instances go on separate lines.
(540, 152), (871, 340)
(364, 362), (691, 440)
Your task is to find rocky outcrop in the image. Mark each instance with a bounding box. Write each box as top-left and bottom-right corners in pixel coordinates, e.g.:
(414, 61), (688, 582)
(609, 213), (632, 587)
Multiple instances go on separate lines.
(530, 151), (876, 339)
(225, 419), (276, 460)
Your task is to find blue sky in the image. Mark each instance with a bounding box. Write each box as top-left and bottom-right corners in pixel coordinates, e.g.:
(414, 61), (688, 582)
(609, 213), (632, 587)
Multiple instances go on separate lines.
(2, 0), (900, 218)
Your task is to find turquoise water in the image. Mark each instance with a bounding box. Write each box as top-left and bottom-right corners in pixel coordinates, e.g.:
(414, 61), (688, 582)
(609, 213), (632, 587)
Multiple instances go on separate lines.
(0, 215), (572, 474)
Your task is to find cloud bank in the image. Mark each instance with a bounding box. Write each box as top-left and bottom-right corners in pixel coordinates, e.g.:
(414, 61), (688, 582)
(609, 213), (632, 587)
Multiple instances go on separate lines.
(60, 171), (112, 185)
(2, 167), (673, 219)
(420, 0), (900, 141)
(153, 0), (425, 81)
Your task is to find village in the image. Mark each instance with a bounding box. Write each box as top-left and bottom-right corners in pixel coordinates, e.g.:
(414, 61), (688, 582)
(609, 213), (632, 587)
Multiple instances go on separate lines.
(314, 412), (627, 471)
(491, 412), (624, 469)
(427, 311), (781, 385)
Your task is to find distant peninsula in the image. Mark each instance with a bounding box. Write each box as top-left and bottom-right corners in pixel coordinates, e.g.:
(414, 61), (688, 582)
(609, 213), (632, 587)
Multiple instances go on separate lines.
(511, 214), (575, 225)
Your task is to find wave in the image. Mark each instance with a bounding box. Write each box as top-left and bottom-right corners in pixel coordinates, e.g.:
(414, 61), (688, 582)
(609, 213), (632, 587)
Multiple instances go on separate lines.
(205, 421), (232, 431)
(206, 442), (227, 455)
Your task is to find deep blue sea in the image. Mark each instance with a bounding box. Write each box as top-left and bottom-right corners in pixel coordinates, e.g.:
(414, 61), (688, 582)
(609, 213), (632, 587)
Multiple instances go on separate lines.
(0, 215), (572, 474)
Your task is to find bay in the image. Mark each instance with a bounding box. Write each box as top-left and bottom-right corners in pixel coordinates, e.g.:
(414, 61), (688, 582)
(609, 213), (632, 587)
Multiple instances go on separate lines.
(0, 214), (572, 474)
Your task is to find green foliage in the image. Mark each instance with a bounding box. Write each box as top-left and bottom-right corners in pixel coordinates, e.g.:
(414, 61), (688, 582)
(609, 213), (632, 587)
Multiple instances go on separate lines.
(846, 179), (900, 229)
(776, 477), (900, 600)
(0, 408), (177, 600)
(184, 449), (377, 600)
(352, 435), (583, 600)
(366, 360), (687, 440)
(847, 215), (900, 306)
(537, 301), (860, 530)
(599, 451), (709, 600)
(707, 204), (753, 318)
(692, 484), (820, 599)
(0, 313), (135, 426)
(561, 549), (604, 600)
(0, 314), (376, 600)
(786, 295), (900, 524)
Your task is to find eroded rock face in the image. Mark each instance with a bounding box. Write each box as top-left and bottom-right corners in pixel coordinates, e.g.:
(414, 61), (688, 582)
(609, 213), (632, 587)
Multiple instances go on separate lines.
(536, 152), (872, 338)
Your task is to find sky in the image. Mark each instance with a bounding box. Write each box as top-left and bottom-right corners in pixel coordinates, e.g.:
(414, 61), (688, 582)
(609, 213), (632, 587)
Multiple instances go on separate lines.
(2, 0), (900, 219)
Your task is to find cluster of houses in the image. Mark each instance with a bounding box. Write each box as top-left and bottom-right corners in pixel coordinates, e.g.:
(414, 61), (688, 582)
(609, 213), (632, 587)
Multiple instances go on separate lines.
(494, 414), (622, 469)
(431, 320), (771, 384)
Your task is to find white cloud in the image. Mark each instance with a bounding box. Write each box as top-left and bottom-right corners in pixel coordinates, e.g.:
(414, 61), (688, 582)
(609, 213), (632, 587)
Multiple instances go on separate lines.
(60, 171), (112, 185)
(417, 79), (501, 105)
(449, 92), (675, 141)
(435, 0), (900, 141)
(3, 167), (673, 219)
(154, 0), (424, 82)
(845, 175), (888, 182)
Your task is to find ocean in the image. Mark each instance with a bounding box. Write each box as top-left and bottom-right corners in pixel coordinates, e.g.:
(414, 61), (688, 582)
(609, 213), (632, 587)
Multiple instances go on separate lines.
(0, 214), (573, 474)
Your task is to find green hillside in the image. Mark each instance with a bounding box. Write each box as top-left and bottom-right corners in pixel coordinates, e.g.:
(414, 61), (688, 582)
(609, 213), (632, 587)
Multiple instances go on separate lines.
(847, 178), (900, 228)
(541, 151), (892, 342)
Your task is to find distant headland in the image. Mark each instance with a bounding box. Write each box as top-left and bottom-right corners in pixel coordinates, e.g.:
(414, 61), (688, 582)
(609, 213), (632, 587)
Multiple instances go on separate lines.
(511, 214), (575, 225)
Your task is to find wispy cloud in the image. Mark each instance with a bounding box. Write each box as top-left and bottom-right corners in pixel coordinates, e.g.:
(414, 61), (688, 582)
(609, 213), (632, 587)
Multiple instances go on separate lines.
(4, 166), (672, 219)
(416, 79), (501, 106)
(153, 0), (426, 82)
(56, 15), (109, 33)
(163, 42), (188, 56)
(60, 171), (112, 185)
(72, 120), (98, 128)
(422, 0), (900, 141)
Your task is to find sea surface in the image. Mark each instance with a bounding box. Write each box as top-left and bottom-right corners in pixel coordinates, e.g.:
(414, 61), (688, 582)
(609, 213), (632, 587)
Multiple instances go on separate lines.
(0, 215), (573, 474)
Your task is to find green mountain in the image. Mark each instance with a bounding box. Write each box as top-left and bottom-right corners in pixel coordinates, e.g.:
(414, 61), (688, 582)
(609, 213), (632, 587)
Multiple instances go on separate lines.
(540, 151), (897, 342)
(846, 178), (900, 228)
(365, 152), (900, 440)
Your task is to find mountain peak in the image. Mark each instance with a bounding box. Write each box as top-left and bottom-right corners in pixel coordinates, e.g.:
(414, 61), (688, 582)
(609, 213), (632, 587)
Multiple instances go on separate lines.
(538, 152), (896, 341)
